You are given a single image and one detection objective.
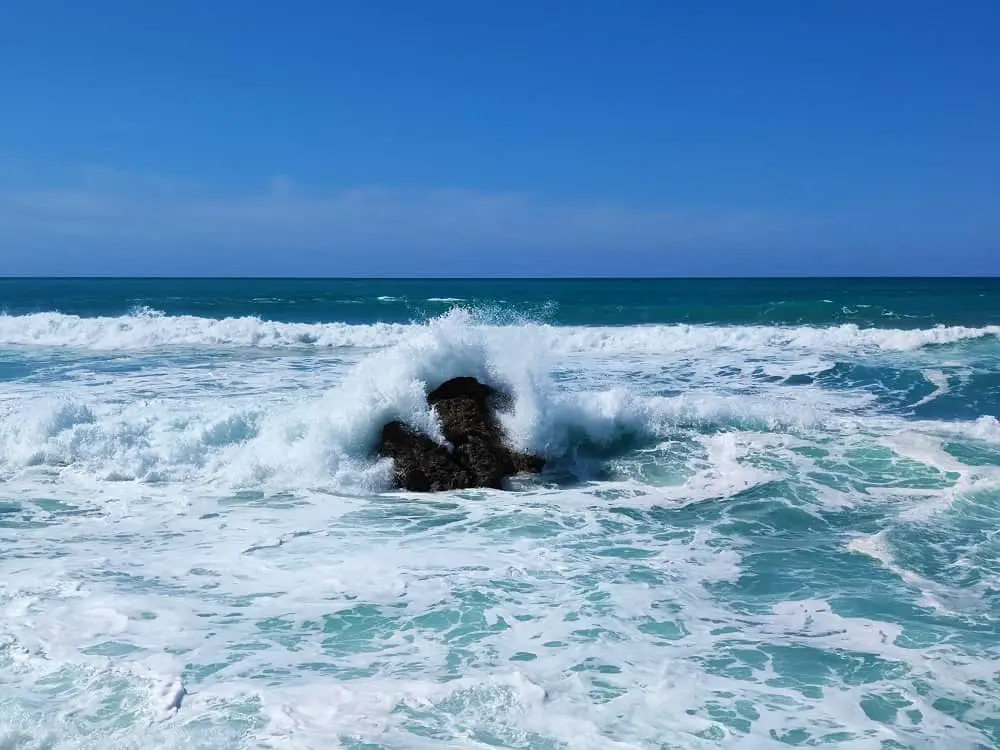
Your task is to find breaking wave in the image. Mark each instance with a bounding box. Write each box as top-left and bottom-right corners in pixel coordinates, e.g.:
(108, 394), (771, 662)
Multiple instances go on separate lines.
(0, 311), (844, 491)
(1, 308), (999, 353)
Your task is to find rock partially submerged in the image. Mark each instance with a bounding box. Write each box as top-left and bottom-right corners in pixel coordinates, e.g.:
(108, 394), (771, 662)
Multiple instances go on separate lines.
(377, 376), (544, 492)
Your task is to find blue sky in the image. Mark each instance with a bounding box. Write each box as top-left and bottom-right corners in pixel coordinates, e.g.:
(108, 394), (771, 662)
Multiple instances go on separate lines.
(1, 1), (997, 276)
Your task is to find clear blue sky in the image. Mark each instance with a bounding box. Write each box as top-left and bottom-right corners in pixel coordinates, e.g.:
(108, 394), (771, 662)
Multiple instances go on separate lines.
(1, 0), (997, 276)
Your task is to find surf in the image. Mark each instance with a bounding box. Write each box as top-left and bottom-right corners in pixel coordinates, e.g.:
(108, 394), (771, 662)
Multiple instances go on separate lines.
(0, 310), (852, 491)
(2, 307), (999, 354)
(3, 291), (1000, 748)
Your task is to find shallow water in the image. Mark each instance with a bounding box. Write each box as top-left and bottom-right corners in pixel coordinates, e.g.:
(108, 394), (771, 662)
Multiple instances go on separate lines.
(1, 278), (999, 748)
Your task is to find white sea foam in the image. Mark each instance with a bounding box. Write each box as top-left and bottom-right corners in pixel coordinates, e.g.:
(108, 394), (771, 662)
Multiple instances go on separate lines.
(964, 414), (1000, 443)
(912, 368), (951, 407)
(847, 531), (950, 609)
(0, 311), (863, 491)
(759, 355), (835, 378)
(0, 308), (410, 350)
(846, 530), (995, 616)
(2, 309), (999, 747)
(1, 308), (998, 353)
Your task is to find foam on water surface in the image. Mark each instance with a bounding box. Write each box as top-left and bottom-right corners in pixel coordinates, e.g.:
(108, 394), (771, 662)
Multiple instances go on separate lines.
(2, 307), (1000, 354)
(2, 303), (1000, 748)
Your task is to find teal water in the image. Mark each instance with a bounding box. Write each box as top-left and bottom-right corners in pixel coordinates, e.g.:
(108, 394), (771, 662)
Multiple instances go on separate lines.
(4, 277), (1000, 327)
(0, 278), (999, 748)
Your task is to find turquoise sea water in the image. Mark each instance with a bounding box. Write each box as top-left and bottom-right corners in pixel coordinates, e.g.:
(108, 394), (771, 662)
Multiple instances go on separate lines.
(1, 278), (999, 749)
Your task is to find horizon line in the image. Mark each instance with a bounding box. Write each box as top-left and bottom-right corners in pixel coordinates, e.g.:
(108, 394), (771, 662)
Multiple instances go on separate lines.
(2, 274), (999, 281)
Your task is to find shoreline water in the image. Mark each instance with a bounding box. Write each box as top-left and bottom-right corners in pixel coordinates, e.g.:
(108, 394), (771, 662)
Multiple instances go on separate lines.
(1, 278), (998, 748)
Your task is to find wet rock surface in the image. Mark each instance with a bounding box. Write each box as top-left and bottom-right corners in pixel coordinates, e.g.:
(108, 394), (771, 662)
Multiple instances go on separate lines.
(377, 376), (544, 491)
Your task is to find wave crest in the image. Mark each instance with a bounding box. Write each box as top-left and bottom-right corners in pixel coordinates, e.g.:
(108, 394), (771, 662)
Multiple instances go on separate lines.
(0, 312), (834, 492)
(1, 308), (998, 353)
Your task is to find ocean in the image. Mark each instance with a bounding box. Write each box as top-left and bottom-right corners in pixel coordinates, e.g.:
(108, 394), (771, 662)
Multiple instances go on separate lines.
(1, 277), (999, 749)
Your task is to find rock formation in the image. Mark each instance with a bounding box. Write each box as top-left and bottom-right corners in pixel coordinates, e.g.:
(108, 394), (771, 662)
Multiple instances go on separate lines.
(376, 376), (544, 491)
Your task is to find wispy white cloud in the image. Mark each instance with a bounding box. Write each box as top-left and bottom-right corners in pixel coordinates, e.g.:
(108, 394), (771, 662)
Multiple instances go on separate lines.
(0, 169), (814, 273)
(28, 166), (997, 276)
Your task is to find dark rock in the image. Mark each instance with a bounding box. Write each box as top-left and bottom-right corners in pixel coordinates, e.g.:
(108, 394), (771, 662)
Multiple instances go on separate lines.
(377, 420), (471, 492)
(376, 377), (544, 491)
(426, 376), (497, 407)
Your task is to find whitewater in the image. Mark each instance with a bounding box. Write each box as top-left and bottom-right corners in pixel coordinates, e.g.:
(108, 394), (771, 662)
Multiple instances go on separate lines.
(2, 286), (1000, 749)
